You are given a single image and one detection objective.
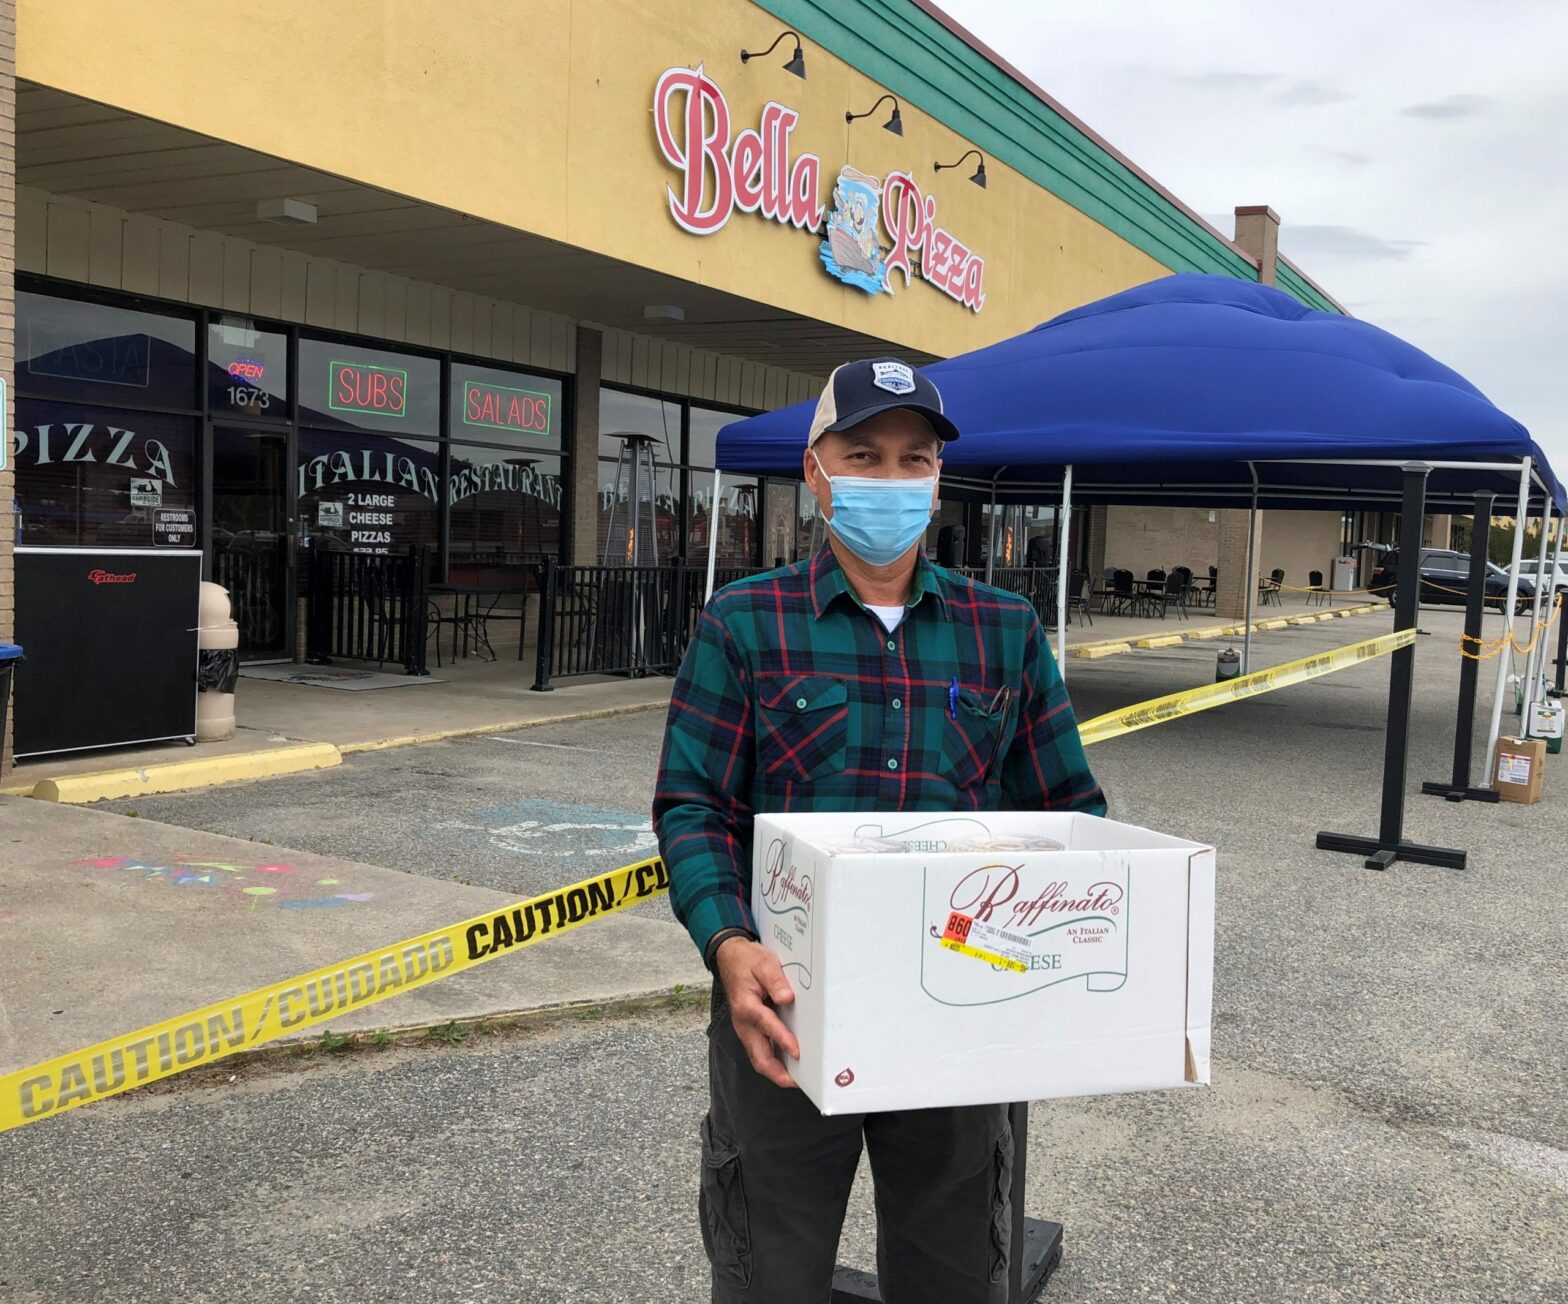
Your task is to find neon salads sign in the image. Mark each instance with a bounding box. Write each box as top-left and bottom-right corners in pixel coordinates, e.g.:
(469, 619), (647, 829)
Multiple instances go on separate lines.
(652, 64), (986, 312)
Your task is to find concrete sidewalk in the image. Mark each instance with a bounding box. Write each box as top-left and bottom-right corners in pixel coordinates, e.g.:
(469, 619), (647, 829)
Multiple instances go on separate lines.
(0, 797), (706, 1076)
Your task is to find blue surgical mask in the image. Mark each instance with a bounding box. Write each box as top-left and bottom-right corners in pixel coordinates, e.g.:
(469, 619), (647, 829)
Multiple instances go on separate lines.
(813, 451), (936, 567)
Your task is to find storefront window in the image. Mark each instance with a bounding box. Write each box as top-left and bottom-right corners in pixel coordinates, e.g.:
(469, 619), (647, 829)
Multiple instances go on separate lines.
(298, 337), (439, 435)
(19, 291), (196, 409)
(599, 388), (680, 462)
(12, 399), (197, 547)
(689, 472), (759, 565)
(208, 317), (289, 419)
(297, 427), (439, 556)
(687, 405), (736, 470)
(449, 448), (565, 583)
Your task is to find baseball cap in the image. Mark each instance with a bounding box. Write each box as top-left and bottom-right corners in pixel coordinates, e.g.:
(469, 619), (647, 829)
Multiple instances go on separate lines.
(807, 357), (960, 447)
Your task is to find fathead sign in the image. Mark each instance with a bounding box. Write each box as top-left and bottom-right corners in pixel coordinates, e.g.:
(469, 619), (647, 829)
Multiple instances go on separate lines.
(329, 360), (407, 419)
(652, 64), (986, 312)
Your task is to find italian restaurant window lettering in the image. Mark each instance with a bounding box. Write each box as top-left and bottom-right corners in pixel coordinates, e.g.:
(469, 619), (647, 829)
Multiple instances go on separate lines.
(297, 428), (439, 556)
(12, 399), (197, 548)
(207, 318), (289, 417)
(298, 337), (439, 435)
(19, 291), (196, 409)
(449, 449), (566, 583)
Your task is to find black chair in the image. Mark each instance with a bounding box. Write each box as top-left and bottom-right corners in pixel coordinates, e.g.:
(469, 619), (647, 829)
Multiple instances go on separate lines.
(1068, 568), (1093, 627)
(1259, 567), (1285, 607)
(1148, 570), (1190, 620)
(1306, 569), (1328, 607)
(1198, 565), (1218, 608)
(1108, 568), (1139, 616)
(1091, 566), (1116, 611)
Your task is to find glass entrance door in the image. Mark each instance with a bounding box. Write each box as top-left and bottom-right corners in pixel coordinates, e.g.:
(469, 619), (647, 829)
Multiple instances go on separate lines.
(211, 425), (294, 659)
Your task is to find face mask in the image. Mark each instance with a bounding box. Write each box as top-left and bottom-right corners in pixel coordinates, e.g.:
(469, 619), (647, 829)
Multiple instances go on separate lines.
(813, 450), (936, 567)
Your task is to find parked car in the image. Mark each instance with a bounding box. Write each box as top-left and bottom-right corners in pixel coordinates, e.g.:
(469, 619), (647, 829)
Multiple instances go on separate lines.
(1510, 557), (1568, 593)
(1369, 548), (1535, 614)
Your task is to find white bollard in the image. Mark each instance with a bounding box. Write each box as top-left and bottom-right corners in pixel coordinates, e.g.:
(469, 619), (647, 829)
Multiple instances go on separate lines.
(196, 581), (239, 742)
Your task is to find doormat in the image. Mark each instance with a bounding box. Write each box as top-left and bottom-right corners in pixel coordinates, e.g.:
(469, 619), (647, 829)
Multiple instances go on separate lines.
(239, 664), (443, 691)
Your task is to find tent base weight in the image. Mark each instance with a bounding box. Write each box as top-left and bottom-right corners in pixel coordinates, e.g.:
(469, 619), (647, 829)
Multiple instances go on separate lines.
(1316, 831), (1467, 871)
(830, 1219), (1063, 1304)
(1419, 780), (1501, 804)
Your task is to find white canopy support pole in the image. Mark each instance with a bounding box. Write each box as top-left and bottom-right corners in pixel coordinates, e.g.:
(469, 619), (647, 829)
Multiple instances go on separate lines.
(1055, 466), (1073, 676)
(704, 467), (722, 602)
(1242, 464), (1260, 674)
(1484, 458), (1533, 785)
(985, 476), (999, 583)
(1522, 506), (1555, 722)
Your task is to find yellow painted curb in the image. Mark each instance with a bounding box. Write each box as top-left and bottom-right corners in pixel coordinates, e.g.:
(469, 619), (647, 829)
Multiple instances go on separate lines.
(28, 743), (342, 804)
(1183, 625), (1232, 640)
(1285, 615), (1321, 626)
(1135, 634), (1184, 649)
(1071, 642), (1133, 659)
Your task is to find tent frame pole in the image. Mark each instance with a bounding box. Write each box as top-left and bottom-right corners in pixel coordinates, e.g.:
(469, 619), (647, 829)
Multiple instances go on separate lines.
(1421, 491), (1499, 803)
(985, 476), (999, 584)
(1521, 506), (1555, 726)
(1242, 464), (1259, 674)
(705, 468), (722, 602)
(1056, 467), (1073, 675)
(1482, 459), (1533, 788)
(1318, 463), (1467, 871)
(1552, 522), (1568, 692)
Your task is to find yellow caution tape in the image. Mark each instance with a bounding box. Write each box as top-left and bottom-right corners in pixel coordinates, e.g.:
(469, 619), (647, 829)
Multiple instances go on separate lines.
(1076, 628), (1416, 746)
(0, 625), (1422, 1135)
(0, 857), (671, 1135)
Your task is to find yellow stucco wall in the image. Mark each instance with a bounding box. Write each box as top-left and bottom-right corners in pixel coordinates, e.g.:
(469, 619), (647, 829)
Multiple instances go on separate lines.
(18, 0), (1169, 361)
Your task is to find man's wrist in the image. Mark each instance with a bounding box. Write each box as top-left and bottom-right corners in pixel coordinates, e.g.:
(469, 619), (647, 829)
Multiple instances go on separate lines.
(703, 927), (758, 972)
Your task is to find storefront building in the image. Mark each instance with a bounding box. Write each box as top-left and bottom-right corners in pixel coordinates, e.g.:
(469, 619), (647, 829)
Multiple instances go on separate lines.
(0, 0), (1342, 761)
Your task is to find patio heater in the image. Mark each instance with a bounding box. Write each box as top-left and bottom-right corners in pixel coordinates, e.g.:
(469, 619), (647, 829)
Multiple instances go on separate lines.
(600, 433), (661, 674)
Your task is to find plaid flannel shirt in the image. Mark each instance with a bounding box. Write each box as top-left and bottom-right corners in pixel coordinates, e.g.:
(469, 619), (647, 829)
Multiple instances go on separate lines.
(653, 546), (1107, 961)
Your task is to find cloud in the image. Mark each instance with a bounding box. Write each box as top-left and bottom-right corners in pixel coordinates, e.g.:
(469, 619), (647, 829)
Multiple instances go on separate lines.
(1274, 81), (1350, 108)
(1279, 225), (1424, 262)
(1402, 93), (1495, 120)
(1173, 70), (1280, 92)
(1307, 145), (1371, 167)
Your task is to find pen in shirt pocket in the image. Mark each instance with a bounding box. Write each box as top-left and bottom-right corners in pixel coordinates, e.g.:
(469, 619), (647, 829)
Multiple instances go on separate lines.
(948, 678), (960, 720)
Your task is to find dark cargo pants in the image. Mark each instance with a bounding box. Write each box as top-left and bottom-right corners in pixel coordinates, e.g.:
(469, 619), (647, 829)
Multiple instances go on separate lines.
(700, 989), (1013, 1304)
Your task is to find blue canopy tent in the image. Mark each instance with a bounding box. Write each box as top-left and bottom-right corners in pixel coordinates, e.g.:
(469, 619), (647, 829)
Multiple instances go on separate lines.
(711, 273), (1562, 871)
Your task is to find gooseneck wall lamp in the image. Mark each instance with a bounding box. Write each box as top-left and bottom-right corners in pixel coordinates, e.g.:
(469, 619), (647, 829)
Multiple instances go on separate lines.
(740, 29), (806, 79)
(846, 93), (904, 136)
(934, 148), (988, 189)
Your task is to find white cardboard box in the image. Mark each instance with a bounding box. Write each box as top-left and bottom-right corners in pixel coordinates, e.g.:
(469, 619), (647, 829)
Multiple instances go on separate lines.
(752, 810), (1215, 1114)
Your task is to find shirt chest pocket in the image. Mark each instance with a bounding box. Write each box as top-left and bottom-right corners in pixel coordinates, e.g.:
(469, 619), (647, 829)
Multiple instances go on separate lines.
(756, 675), (849, 784)
(942, 687), (1010, 791)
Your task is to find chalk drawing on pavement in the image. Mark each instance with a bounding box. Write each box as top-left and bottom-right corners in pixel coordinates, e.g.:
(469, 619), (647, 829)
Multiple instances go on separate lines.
(76, 857), (375, 912)
(468, 798), (658, 861)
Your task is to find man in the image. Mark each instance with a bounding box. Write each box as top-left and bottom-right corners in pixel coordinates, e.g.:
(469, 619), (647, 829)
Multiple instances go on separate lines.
(654, 358), (1106, 1303)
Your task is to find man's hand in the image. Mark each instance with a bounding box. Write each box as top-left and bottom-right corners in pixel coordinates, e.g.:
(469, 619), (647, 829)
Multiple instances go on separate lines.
(714, 936), (799, 1089)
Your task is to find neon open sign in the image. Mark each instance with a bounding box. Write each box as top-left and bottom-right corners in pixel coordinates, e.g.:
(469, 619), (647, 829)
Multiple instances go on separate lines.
(462, 381), (552, 435)
(330, 360), (407, 418)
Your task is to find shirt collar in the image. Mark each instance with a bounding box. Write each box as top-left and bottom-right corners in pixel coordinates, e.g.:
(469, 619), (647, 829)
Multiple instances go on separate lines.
(808, 545), (951, 621)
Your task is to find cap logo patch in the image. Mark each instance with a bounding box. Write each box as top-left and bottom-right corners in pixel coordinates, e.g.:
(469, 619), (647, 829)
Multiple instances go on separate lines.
(872, 361), (916, 395)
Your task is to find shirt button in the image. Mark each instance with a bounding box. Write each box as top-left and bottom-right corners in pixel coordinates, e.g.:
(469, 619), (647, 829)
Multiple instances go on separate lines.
(887, 758), (899, 771)
(891, 698), (902, 710)
(886, 640), (897, 652)
(796, 698), (808, 710)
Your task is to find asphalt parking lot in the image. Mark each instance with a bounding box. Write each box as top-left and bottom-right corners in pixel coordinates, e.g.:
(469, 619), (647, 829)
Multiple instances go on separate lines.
(3, 605), (1562, 1301)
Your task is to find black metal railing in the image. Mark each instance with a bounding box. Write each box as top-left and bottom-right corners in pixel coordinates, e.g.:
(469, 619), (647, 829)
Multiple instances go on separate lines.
(531, 560), (757, 691)
(306, 544), (432, 676)
(214, 543), (287, 657)
(956, 565), (1061, 622)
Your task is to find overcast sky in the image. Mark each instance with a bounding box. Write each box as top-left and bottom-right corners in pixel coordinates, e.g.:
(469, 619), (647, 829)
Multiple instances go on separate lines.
(941, 0), (1567, 471)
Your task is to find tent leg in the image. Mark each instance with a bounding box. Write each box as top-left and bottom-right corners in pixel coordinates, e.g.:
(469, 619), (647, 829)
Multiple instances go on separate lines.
(1422, 491), (1499, 803)
(705, 468), (722, 602)
(1557, 581), (1568, 694)
(1521, 507), (1555, 724)
(1318, 463), (1466, 870)
(1482, 460), (1533, 788)
(1241, 470), (1259, 674)
(1056, 467), (1073, 675)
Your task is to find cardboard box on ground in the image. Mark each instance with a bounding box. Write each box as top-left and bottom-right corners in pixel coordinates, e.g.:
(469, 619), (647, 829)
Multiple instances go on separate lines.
(1496, 737), (1546, 804)
(752, 811), (1216, 1114)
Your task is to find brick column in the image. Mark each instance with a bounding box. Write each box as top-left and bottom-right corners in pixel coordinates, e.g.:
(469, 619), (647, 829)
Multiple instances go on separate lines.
(0, 0), (15, 776)
(1215, 508), (1259, 620)
(1086, 504), (1109, 583)
(569, 326), (602, 566)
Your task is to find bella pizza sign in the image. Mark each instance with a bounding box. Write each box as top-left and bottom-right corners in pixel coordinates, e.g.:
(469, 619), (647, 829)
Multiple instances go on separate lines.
(653, 65), (986, 313)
